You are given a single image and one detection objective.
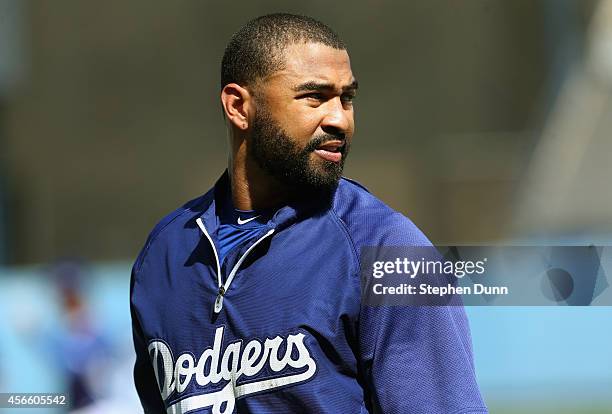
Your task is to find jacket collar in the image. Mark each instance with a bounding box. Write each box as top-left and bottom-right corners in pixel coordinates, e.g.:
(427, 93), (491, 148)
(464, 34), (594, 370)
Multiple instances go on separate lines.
(198, 170), (333, 235)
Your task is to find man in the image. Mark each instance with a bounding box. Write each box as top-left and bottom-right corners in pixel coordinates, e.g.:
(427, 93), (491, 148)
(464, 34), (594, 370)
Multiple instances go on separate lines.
(131, 13), (488, 414)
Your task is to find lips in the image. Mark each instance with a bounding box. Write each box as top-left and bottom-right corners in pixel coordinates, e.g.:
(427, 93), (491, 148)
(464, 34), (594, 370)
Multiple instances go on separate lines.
(314, 140), (344, 163)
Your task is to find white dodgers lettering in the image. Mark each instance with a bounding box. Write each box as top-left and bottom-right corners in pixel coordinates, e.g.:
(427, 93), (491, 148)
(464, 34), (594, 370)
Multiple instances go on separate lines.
(148, 326), (317, 414)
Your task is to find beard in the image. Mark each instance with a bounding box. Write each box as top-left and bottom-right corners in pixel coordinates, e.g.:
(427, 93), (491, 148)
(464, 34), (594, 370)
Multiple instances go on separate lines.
(248, 103), (350, 203)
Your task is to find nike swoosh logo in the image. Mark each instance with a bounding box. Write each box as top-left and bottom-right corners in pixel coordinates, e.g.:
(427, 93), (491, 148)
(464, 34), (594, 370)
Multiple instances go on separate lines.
(237, 215), (259, 225)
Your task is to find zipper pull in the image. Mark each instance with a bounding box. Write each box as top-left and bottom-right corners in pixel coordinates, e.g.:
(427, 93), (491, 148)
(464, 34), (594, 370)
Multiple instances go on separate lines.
(213, 286), (225, 314)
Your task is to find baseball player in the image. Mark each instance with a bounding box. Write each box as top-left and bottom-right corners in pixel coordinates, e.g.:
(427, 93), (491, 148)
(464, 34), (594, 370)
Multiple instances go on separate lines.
(130, 13), (488, 414)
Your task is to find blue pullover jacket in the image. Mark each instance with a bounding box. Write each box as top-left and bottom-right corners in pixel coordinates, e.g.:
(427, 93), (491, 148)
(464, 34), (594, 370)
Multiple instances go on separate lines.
(130, 171), (487, 414)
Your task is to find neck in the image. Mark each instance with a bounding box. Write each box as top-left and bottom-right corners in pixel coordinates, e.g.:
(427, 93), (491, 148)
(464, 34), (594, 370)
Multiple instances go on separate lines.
(228, 144), (286, 211)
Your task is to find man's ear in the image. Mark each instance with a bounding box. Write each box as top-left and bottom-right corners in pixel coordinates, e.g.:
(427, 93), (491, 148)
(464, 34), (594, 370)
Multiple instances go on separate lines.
(221, 83), (253, 131)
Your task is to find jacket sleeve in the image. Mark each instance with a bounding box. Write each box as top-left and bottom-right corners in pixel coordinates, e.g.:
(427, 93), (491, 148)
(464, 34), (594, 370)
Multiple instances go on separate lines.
(358, 303), (488, 414)
(131, 266), (167, 414)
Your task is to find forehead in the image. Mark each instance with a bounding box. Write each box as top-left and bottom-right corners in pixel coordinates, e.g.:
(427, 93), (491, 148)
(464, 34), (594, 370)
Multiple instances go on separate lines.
(266, 42), (354, 88)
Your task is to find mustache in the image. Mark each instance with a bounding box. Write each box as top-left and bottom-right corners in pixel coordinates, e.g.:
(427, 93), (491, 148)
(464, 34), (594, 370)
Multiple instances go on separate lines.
(304, 133), (347, 153)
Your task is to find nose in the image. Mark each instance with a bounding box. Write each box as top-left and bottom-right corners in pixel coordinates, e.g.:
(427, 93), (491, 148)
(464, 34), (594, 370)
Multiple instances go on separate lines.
(320, 97), (353, 137)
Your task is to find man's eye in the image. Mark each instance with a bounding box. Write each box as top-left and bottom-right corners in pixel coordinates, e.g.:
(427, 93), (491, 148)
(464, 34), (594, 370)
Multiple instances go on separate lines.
(303, 93), (325, 101)
(341, 94), (356, 103)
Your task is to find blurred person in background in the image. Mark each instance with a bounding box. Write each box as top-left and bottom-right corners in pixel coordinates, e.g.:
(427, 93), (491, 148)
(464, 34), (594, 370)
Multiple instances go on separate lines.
(130, 13), (487, 414)
(47, 259), (110, 411)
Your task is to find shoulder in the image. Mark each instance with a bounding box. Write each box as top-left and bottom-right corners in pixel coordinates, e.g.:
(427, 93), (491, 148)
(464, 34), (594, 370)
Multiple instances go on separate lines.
(332, 177), (432, 249)
(132, 190), (211, 274)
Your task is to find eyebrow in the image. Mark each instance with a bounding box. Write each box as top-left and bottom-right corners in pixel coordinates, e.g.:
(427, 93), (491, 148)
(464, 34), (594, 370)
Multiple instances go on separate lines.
(292, 79), (359, 93)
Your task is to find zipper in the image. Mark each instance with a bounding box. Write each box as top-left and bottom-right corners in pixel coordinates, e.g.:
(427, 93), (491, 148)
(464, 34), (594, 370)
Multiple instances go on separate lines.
(196, 217), (275, 314)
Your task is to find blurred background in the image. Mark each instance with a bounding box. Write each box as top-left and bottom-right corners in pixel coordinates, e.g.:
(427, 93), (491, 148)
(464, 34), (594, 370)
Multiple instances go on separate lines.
(1, 0), (611, 413)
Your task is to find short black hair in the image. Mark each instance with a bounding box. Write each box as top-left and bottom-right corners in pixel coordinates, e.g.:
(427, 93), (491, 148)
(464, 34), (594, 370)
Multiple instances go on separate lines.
(221, 13), (346, 90)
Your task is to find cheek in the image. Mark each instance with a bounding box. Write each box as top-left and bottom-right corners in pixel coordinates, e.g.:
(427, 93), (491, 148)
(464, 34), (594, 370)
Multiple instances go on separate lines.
(278, 108), (322, 138)
(348, 111), (356, 133)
